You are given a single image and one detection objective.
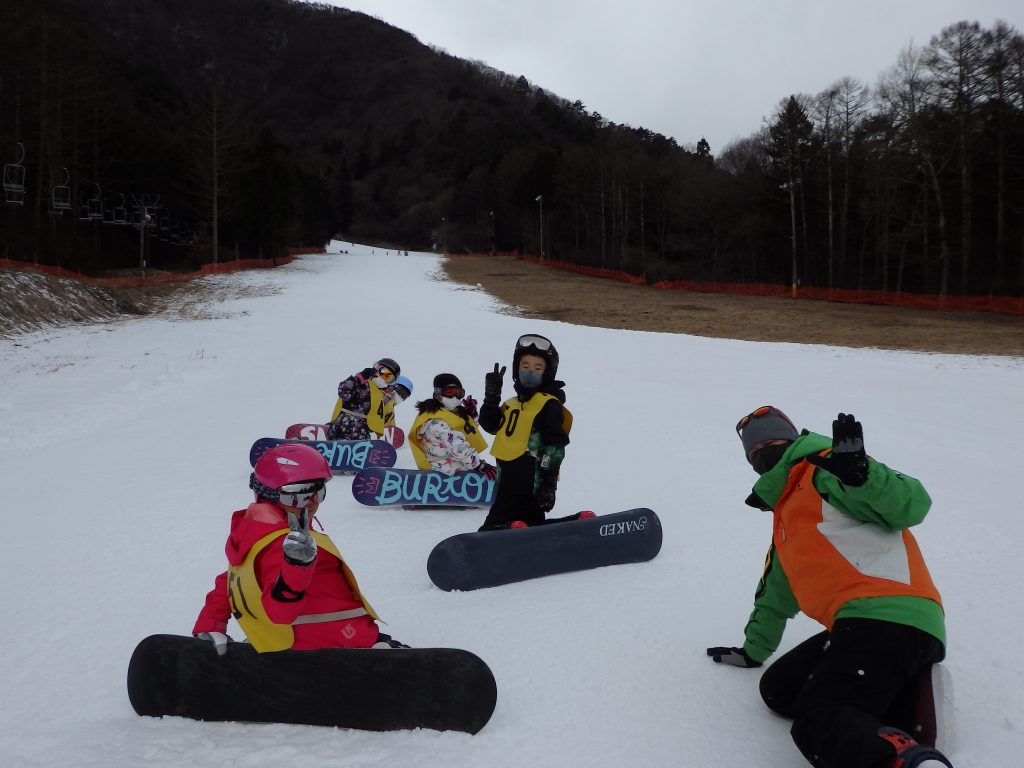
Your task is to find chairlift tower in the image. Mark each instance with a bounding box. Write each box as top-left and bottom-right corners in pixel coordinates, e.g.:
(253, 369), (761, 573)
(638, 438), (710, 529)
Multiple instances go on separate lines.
(131, 193), (161, 277)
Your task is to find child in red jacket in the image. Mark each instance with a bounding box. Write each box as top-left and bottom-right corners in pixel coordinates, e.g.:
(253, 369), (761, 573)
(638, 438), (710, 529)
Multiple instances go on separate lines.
(193, 443), (405, 653)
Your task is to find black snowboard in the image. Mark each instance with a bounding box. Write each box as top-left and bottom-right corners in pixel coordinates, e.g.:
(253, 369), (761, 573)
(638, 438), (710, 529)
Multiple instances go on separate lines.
(127, 634), (497, 734)
(427, 508), (662, 591)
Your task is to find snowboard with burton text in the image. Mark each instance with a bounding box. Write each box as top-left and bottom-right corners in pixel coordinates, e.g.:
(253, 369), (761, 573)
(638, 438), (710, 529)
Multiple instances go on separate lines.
(248, 437), (397, 473)
(352, 467), (495, 507)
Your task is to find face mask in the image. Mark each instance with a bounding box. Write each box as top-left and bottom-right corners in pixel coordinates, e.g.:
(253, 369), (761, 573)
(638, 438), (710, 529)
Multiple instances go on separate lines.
(518, 370), (543, 389)
(372, 376), (388, 389)
(750, 442), (789, 475)
(440, 396), (461, 410)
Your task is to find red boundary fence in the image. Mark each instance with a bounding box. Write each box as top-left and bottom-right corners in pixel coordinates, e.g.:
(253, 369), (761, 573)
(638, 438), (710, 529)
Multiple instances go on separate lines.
(0, 246), (326, 288)
(451, 251), (1024, 317)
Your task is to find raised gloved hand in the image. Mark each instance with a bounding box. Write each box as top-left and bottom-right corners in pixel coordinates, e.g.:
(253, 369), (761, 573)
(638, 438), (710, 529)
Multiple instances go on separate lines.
(806, 413), (869, 487)
(484, 364), (506, 402)
(197, 631), (230, 656)
(475, 461), (497, 480)
(461, 395), (479, 419)
(706, 646), (762, 668)
(283, 510), (317, 565)
(535, 472), (557, 513)
(357, 366), (375, 383)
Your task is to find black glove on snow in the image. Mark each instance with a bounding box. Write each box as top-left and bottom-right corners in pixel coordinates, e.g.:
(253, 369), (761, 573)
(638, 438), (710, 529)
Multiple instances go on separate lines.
(706, 646), (762, 668)
(806, 413), (869, 487)
(484, 363), (506, 402)
(535, 472), (557, 513)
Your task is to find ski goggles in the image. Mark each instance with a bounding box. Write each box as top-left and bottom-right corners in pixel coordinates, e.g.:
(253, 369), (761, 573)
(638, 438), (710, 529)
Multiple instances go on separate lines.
(375, 365), (397, 384)
(278, 481), (327, 509)
(516, 334), (553, 352)
(735, 406), (796, 436)
(435, 384), (465, 399)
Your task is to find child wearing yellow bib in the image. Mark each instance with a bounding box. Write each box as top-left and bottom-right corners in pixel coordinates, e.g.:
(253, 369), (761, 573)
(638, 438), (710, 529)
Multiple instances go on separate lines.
(192, 443), (407, 653)
(477, 334), (578, 530)
(410, 373), (495, 477)
(326, 357), (400, 441)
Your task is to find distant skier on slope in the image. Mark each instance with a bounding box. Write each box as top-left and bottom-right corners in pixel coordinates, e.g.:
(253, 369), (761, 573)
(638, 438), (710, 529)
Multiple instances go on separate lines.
(193, 443), (407, 652)
(409, 372), (495, 477)
(707, 406), (952, 768)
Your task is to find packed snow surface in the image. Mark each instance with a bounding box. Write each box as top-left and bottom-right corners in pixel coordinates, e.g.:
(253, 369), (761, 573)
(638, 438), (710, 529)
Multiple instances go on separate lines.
(1, 244), (1020, 767)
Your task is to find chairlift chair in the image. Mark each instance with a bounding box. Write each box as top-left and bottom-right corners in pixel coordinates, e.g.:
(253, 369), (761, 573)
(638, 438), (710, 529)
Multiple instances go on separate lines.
(77, 190), (91, 221)
(112, 194), (128, 225)
(3, 143), (27, 205)
(51, 168), (71, 214)
(88, 183), (103, 220)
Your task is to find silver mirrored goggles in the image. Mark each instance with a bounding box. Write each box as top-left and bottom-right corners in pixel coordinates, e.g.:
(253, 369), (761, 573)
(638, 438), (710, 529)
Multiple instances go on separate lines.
(277, 481), (327, 508)
(516, 334), (553, 352)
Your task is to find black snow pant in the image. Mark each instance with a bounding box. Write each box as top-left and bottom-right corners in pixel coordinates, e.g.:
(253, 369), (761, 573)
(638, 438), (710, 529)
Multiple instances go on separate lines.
(758, 618), (944, 768)
(479, 490), (544, 530)
(479, 454), (543, 530)
(479, 454), (579, 530)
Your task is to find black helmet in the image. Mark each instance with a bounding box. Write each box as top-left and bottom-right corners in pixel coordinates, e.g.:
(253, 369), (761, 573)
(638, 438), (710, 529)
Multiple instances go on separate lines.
(512, 334), (558, 386)
(374, 357), (401, 379)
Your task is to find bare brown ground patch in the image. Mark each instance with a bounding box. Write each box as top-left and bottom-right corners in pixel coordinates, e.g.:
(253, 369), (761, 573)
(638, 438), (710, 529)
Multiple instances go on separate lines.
(0, 269), (279, 337)
(442, 255), (1024, 357)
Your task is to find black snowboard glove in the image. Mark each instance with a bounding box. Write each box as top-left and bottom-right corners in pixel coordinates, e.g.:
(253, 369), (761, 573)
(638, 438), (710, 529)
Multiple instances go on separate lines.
(706, 646), (762, 668)
(475, 461), (497, 481)
(484, 363), (506, 402)
(535, 472), (558, 513)
(806, 413), (869, 487)
(358, 366), (376, 382)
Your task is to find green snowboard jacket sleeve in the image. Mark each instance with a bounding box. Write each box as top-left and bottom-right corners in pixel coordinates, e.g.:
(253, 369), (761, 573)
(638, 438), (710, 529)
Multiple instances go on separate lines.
(739, 432), (937, 663)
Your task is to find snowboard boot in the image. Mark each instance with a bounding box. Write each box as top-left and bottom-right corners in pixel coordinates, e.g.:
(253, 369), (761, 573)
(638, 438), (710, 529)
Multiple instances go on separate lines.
(477, 520), (528, 532)
(545, 511), (596, 524)
(371, 633), (411, 649)
(878, 727), (954, 768)
(478, 520), (528, 531)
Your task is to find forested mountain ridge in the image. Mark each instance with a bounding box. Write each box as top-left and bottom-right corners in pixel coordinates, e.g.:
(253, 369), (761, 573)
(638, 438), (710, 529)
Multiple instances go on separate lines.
(1, 0), (1021, 296)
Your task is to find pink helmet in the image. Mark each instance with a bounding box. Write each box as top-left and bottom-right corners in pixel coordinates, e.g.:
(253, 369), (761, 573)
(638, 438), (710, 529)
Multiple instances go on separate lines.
(250, 443), (331, 500)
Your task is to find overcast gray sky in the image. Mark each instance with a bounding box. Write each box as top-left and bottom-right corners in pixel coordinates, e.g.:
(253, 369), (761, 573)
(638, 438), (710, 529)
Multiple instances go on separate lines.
(325, 1), (1024, 153)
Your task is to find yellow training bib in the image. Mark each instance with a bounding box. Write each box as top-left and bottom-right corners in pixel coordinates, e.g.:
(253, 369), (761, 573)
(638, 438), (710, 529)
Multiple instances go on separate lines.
(409, 409), (489, 470)
(489, 393), (571, 461)
(227, 529), (378, 652)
